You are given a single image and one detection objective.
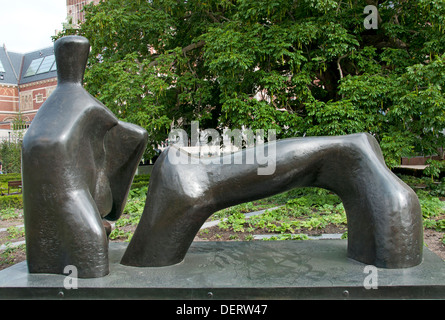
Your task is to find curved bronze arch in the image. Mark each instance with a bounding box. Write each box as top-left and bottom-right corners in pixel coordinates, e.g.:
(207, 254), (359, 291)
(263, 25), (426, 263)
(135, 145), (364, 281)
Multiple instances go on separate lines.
(121, 133), (423, 269)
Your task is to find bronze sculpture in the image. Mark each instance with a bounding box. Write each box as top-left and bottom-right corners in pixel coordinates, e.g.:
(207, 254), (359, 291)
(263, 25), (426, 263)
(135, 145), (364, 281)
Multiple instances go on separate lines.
(121, 133), (423, 269)
(22, 36), (423, 279)
(22, 36), (148, 278)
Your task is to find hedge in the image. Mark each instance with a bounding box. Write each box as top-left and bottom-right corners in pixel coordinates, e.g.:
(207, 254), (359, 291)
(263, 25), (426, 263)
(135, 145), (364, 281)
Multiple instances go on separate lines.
(0, 174), (150, 210)
(0, 194), (23, 210)
(0, 173), (21, 183)
(131, 174), (150, 189)
(132, 174), (150, 183)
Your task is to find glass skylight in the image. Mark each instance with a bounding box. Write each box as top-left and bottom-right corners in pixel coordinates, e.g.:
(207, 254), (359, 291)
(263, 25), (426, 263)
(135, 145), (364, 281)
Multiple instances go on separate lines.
(24, 57), (44, 77)
(36, 55), (56, 74)
(0, 60), (5, 73)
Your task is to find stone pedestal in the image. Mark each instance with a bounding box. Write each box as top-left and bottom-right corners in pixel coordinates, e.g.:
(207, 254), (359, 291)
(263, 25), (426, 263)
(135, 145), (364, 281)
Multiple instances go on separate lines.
(0, 240), (443, 299)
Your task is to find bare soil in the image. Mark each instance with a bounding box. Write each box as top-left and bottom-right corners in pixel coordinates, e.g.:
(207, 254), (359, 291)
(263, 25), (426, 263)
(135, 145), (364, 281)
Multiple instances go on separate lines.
(194, 223), (348, 241)
(424, 228), (445, 260)
(194, 223), (445, 261)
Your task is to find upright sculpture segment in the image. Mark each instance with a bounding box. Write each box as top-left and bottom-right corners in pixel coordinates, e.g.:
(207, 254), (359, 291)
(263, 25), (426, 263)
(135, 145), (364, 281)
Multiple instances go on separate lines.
(121, 133), (423, 269)
(22, 36), (148, 278)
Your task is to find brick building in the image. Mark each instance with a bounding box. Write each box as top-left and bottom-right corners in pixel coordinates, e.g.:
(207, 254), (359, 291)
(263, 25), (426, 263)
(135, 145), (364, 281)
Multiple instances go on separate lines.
(66, 0), (101, 27)
(0, 45), (57, 140)
(0, 1), (103, 141)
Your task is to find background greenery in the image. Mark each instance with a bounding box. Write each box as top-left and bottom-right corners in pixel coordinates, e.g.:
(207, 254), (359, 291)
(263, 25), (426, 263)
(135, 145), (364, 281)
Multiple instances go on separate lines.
(56, 0), (445, 168)
(0, 115), (27, 175)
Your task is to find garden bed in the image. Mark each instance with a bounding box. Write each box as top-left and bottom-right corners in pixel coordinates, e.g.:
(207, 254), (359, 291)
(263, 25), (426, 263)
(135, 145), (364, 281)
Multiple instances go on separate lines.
(0, 174), (444, 271)
(195, 222), (348, 241)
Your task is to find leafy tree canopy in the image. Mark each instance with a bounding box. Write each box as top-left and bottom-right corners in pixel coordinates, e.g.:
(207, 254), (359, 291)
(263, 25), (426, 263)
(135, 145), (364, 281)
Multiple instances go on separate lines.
(57, 0), (445, 166)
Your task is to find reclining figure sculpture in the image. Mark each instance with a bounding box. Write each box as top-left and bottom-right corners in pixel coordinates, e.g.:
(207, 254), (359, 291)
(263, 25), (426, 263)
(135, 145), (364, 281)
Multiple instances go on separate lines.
(22, 36), (148, 278)
(121, 133), (423, 269)
(22, 35), (423, 279)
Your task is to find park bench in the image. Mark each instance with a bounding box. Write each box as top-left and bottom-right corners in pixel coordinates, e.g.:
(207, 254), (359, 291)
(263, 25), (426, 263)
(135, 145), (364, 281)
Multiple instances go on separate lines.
(7, 180), (22, 195)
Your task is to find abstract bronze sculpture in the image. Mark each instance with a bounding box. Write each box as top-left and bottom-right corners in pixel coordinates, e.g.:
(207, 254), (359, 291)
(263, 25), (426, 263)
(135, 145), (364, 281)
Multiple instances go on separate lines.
(121, 133), (423, 269)
(22, 36), (148, 278)
(21, 35), (423, 279)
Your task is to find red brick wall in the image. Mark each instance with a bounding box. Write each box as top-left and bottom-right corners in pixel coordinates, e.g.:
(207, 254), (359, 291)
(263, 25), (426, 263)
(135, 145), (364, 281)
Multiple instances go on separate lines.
(0, 115), (14, 130)
(0, 79), (57, 130)
(67, 0), (101, 25)
(0, 85), (19, 130)
(0, 86), (19, 112)
(19, 78), (57, 112)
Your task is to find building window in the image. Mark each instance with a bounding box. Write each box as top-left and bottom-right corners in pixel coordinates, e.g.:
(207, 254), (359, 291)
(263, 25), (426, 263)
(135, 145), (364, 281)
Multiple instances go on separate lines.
(36, 55), (56, 74)
(0, 60), (5, 73)
(24, 55), (56, 77)
(24, 58), (44, 77)
(36, 94), (43, 103)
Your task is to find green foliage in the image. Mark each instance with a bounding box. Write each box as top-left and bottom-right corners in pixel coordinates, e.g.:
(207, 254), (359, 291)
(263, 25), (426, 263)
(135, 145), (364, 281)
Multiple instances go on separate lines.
(0, 195), (23, 210)
(109, 179), (149, 241)
(423, 218), (445, 233)
(262, 233), (309, 241)
(132, 174), (151, 183)
(0, 174), (24, 210)
(218, 212), (247, 232)
(55, 0), (445, 164)
(6, 226), (24, 239)
(417, 190), (444, 218)
(0, 174), (20, 182)
(0, 115), (26, 174)
(215, 187), (346, 236)
(130, 174), (151, 189)
(212, 175), (444, 243)
(305, 99), (368, 136)
(124, 183), (148, 215)
(0, 139), (22, 174)
(0, 244), (25, 266)
(424, 159), (445, 182)
(0, 207), (20, 220)
(429, 178), (445, 197)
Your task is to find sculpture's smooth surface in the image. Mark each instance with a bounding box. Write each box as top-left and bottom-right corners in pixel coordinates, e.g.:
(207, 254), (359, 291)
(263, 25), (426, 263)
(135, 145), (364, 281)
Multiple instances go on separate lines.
(22, 36), (148, 278)
(121, 133), (423, 269)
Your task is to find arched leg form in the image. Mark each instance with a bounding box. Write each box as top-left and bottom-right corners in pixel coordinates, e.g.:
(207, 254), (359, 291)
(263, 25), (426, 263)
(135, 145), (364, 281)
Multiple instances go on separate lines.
(121, 133), (423, 269)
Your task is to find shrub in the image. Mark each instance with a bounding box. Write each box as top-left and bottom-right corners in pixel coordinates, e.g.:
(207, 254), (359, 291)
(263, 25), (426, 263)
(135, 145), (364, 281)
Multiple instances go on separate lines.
(0, 195), (23, 210)
(131, 174), (150, 189)
(0, 173), (22, 183)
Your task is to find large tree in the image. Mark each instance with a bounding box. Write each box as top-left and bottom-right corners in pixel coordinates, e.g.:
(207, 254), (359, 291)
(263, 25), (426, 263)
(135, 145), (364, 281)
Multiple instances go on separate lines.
(57, 0), (445, 166)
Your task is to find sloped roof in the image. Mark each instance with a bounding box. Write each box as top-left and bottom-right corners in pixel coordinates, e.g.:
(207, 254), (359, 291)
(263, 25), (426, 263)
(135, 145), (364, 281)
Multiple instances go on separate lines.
(0, 45), (57, 86)
(19, 46), (57, 85)
(0, 46), (23, 85)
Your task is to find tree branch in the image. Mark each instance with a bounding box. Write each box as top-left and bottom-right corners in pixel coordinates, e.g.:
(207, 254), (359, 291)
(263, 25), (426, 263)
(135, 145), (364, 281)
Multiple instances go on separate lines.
(148, 40), (205, 67)
(337, 53), (349, 79)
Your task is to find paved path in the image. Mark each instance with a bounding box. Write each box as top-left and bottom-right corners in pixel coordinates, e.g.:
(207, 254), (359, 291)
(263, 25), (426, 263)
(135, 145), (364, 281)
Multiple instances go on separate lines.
(0, 224), (25, 251)
(200, 206), (284, 229)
